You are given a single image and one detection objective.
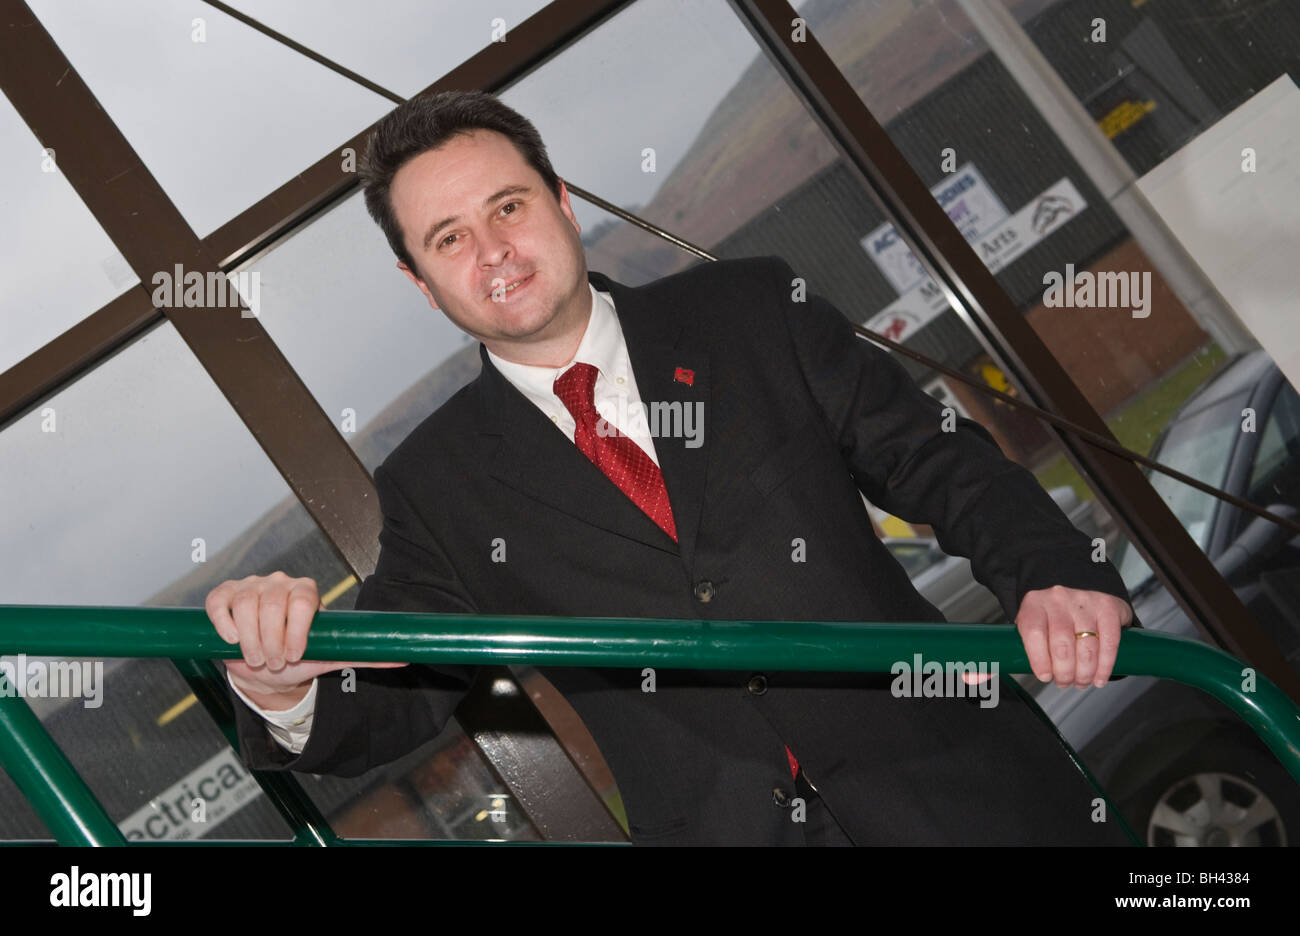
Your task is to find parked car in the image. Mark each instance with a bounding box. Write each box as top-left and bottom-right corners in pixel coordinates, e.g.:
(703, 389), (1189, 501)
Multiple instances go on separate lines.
(887, 350), (1300, 845)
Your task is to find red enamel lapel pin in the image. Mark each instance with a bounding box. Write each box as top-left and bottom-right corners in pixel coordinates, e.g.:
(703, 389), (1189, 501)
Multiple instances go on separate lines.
(674, 367), (694, 386)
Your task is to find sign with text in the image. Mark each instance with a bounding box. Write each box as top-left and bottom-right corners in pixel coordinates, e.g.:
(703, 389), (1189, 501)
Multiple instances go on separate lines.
(863, 163), (1010, 294)
(119, 748), (262, 841)
(862, 174), (1088, 344)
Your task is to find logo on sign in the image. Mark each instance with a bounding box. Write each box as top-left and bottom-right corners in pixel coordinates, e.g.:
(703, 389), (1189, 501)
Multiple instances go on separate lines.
(1031, 194), (1075, 235)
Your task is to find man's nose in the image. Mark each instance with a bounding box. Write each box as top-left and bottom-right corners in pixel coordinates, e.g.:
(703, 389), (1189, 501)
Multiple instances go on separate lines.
(477, 227), (513, 269)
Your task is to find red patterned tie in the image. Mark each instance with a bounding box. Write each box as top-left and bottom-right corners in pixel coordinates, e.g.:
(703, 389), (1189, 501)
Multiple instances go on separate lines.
(553, 362), (677, 542)
(553, 363), (800, 782)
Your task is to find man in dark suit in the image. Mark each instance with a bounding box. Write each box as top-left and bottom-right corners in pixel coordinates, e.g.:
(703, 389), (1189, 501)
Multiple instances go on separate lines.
(207, 90), (1137, 845)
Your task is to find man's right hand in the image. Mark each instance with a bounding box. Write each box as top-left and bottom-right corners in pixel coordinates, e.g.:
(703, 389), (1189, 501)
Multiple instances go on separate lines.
(205, 572), (407, 711)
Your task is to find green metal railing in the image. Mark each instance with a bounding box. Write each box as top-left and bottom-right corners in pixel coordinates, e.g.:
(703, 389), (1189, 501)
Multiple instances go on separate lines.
(2, 605), (1298, 846)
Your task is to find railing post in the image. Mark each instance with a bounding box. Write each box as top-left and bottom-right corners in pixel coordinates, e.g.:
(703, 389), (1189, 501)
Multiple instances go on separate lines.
(0, 680), (126, 846)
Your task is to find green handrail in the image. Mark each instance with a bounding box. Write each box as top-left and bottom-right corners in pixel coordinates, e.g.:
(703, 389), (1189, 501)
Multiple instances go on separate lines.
(3, 605), (1298, 846)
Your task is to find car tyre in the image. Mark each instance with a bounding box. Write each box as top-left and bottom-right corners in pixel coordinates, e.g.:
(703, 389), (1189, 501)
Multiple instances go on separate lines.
(1120, 741), (1300, 846)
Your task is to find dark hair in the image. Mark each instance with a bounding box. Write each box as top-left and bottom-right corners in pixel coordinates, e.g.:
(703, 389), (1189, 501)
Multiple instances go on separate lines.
(360, 90), (563, 273)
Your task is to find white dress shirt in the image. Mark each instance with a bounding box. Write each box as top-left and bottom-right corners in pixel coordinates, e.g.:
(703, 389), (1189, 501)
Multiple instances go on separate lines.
(231, 282), (659, 753)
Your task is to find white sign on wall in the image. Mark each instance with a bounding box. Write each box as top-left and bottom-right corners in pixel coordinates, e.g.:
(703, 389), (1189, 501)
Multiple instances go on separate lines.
(861, 170), (1088, 345)
(119, 748), (262, 841)
(862, 163), (1010, 295)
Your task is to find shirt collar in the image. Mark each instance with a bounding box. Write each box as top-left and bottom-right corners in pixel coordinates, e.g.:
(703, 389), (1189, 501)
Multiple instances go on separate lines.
(485, 281), (622, 403)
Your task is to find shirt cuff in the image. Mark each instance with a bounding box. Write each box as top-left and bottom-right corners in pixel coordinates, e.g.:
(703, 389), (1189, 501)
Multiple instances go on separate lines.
(226, 670), (318, 755)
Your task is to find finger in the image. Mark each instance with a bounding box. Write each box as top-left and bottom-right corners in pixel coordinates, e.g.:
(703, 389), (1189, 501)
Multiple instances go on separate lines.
(316, 661), (411, 673)
(1017, 599), (1053, 682)
(284, 580), (319, 664)
(1071, 603), (1099, 689)
(258, 577), (293, 670)
(230, 584), (265, 668)
(1067, 593), (1102, 688)
(1092, 604), (1124, 688)
(205, 582), (240, 644)
(1047, 593), (1077, 688)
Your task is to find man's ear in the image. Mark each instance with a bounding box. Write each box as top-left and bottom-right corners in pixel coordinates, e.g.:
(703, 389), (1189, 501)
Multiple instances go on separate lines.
(397, 261), (440, 310)
(558, 179), (581, 237)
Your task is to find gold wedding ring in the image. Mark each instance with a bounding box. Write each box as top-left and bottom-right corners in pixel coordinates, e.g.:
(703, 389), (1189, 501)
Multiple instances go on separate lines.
(1075, 631), (1098, 639)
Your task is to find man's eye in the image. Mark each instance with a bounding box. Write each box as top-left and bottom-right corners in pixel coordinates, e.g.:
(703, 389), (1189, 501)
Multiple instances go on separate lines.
(439, 202), (517, 249)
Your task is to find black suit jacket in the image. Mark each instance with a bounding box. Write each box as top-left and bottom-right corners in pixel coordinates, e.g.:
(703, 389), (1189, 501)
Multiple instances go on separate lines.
(231, 255), (1136, 845)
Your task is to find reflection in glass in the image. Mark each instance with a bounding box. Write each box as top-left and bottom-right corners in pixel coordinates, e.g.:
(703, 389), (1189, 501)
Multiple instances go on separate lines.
(0, 316), (538, 841)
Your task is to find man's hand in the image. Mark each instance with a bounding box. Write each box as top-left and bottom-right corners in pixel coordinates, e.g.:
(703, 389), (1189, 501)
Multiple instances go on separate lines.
(1016, 585), (1133, 690)
(205, 572), (407, 711)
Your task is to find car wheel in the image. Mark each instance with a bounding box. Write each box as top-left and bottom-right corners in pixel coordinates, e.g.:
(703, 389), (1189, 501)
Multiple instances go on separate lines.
(1120, 743), (1300, 846)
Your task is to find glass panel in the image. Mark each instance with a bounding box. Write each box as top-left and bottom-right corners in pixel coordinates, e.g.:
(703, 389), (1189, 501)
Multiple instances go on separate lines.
(0, 91), (138, 375)
(0, 320), (351, 609)
(500, 0), (835, 275)
(0, 770), (51, 842)
(27, 0), (392, 237)
(801, 0), (1300, 846)
(1114, 394), (1245, 590)
(1004, 0), (1300, 174)
(225, 192), (472, 471)
(0, 657), (297, 843)
(0, 319), (536, 841)
(1, 321), (336, 840)
(294, 715), (540, 842)
(223, 0), (552, 100)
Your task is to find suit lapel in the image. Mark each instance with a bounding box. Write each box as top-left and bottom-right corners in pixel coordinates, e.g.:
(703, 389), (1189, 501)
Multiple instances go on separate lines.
(474, 268), (711, 567)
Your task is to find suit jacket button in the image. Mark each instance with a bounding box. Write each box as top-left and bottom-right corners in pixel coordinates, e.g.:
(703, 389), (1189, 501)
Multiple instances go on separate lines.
(693, 580), (716, 603)
(772, 786), (790, 807)
(747, 674), (768, 695)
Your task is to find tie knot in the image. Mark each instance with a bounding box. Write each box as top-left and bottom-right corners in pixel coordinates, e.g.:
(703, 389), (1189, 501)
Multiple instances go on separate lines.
(554, 361), (599, 420)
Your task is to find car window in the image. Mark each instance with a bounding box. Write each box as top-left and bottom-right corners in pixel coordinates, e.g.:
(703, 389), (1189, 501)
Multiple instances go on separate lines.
(1116, 393), (1246, 590)
(1248, 381), (1300, 496)
(1251, 418), (1287, 490)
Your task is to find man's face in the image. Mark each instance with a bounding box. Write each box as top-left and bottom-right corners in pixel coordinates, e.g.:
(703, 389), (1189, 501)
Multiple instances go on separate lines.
(390, 129), (589, 364)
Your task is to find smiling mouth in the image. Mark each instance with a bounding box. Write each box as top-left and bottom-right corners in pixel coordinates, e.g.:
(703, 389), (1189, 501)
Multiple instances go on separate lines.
(489, 273), (534, 299)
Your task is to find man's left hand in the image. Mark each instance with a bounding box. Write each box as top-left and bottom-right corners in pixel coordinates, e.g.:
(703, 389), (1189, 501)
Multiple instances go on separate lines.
(1016, 585), (1134, 690)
